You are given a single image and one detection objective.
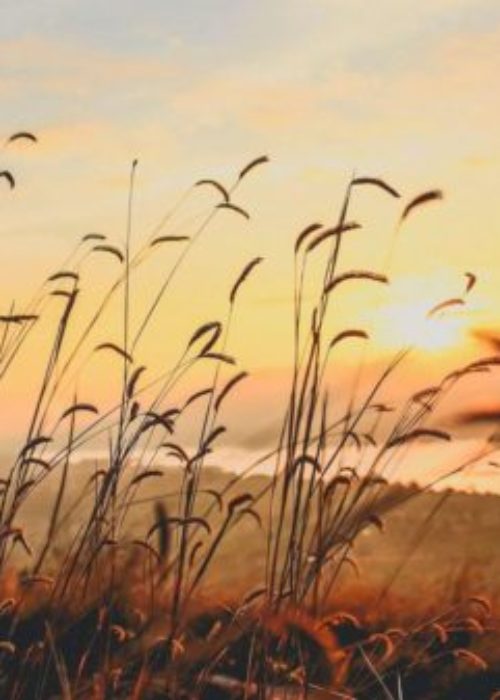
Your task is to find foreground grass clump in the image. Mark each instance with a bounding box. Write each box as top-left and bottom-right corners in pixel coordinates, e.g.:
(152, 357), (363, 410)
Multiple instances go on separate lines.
(0, 564), (496, 699)
(0, 137), (498, 698)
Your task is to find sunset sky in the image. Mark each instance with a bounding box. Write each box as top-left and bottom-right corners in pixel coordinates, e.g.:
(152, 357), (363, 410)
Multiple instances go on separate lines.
(1, 1), (500, 486)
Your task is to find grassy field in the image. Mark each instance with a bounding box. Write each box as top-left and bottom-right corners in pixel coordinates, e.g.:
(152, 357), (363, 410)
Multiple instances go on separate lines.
(18, 462), (500, 601)
(8, 465), (500, 698)
(0, 145), (498, 698)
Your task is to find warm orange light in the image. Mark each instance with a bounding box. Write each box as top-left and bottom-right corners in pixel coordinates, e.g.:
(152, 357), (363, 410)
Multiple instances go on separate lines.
(372, 298), (468, 352)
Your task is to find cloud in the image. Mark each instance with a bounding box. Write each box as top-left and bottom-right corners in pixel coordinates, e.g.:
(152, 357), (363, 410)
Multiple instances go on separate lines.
(155, 20), (499, 185)
(0, 36), (177, 100)
(1, 6), (499, 177)
(0, 3), (499, 387)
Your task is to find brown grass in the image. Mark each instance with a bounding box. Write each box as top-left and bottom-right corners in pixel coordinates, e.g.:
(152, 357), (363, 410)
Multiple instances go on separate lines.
(0, 142), (496, 699)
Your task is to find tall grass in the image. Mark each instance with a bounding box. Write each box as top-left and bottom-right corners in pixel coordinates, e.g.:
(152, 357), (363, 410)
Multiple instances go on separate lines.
(0, 138), (496, 699)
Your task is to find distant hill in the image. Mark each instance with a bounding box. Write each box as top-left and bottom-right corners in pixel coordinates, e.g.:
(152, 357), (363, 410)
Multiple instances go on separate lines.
(16, 462), (500, 608)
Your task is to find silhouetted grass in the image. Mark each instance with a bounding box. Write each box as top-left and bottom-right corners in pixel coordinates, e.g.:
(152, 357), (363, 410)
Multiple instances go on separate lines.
(0, 137), (497, 698)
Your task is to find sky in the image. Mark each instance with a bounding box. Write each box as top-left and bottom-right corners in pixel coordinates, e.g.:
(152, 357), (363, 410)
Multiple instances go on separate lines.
(1, 1), (500, 488)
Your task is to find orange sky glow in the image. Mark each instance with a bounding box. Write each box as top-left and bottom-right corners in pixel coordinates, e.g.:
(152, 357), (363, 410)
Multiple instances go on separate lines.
(0, 1), (500, 492)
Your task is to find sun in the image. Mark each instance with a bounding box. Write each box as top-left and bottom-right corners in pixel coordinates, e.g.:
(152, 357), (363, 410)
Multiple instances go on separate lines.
(372, 298), (468, 352)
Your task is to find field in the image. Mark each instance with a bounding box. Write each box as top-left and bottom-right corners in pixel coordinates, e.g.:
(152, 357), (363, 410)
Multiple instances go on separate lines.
(4, 467), (500, 698)
(0, 142), (498, 699)
(23, 465), (500, 600)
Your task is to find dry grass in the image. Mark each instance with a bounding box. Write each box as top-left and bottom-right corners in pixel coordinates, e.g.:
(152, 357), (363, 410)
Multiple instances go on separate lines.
(0, 137), (497, 698)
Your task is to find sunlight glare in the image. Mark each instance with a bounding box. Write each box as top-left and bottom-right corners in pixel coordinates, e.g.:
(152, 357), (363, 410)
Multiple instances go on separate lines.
(372, 298), (468, 352)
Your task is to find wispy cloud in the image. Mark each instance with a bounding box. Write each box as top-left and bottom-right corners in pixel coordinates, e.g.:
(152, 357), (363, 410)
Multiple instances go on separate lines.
(0, 0), (499, 434)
